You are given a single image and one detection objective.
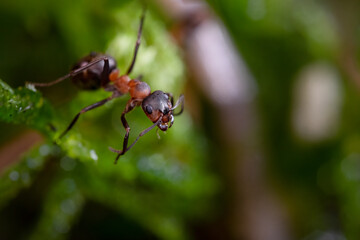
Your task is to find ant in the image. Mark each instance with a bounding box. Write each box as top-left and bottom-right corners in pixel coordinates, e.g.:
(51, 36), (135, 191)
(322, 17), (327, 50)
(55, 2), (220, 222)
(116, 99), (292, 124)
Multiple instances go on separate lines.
(28, 10), (184, 163)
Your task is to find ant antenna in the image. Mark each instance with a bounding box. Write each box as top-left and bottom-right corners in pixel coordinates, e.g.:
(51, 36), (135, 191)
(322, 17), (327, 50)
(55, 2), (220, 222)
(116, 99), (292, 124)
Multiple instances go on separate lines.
(126, 8), (146, 75)
(171, 94), (185, 116)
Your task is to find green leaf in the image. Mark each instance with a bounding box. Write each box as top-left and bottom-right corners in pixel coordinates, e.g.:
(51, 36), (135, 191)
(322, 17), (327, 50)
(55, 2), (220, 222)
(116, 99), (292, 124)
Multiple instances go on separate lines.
(0, 80), (54, 135)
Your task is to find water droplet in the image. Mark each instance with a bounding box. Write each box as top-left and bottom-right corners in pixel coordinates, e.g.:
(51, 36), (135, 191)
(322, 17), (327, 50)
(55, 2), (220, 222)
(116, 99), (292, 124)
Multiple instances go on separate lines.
(60, 157), (76, 171)
(39, 145), (51, 156)
(26, 84), (37, 92)
(341, 154), (360, 181)
(61, 199), (76, 215)
(9, 171), (19, 181)
(53, 215), (70, 234)
(137, 157), (149, 172)
(27, 157), (39, 169)
(21, 172), (30, 184)
(90, 150), (98, 162)
(63, 178), (77, 193)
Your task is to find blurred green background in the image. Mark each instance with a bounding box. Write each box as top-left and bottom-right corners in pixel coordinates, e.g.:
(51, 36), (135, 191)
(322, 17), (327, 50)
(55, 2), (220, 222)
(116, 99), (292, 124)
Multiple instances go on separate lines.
(1, 0), (360, 239)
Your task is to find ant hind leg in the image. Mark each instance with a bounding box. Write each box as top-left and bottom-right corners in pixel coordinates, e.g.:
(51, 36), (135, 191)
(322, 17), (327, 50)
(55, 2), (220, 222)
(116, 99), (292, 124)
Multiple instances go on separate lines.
(27, 57), (109, 87)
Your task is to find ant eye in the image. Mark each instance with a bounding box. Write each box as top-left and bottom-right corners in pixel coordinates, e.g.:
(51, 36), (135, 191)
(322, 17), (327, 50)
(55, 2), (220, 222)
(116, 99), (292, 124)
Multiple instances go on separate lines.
(145, 105), (153, 114)
(163, 108), (169, 114)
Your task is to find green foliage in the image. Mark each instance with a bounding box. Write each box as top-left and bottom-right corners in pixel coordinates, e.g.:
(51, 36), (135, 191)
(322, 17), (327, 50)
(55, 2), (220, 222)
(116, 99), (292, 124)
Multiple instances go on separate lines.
(0, 80), (54, 135)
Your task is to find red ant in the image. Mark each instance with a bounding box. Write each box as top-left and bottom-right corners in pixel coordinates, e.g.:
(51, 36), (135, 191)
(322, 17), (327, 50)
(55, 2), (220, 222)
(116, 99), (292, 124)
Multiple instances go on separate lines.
(28, 11), (184, 163)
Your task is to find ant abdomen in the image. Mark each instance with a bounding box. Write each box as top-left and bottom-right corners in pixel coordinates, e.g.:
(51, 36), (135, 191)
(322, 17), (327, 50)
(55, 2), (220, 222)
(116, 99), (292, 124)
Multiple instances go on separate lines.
(71, 52), (117, 90)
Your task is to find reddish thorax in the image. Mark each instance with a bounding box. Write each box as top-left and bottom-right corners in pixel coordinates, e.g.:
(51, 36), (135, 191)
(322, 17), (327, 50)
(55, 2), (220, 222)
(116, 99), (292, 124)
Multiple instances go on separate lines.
(110, 69), (151, 99)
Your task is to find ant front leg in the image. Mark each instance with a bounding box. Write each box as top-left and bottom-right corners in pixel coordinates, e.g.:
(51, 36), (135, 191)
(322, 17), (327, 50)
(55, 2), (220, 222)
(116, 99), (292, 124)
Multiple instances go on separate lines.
(110, 99), (140, 163)
(110, 116), (162, 163)
(58, 93), (116, 139)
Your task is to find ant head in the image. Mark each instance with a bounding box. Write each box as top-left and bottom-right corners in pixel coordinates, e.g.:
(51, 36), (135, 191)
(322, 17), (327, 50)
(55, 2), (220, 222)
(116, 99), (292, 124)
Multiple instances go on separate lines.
(142, 90), (174, 131)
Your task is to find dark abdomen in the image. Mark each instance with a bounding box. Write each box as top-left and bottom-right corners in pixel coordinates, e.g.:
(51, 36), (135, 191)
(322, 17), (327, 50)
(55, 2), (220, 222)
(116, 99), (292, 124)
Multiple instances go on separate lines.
(71, 52), (117, 90)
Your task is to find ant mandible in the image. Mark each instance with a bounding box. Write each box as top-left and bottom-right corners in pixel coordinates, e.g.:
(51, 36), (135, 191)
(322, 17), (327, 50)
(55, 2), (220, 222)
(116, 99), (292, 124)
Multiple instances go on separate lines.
(28, 10), (184, 163)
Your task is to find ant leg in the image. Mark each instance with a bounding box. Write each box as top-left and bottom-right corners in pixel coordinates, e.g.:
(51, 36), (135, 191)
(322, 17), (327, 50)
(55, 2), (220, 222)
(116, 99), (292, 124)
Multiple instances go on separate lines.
(171, 94), (184, 116)
(58, 94), (115, 139)
(100, 57), (110, 87)
(27, 57), (109, 87)
(110, 116), (162, 163)
(126, 9), (146, 75)
(126, 117), (162, 150)
(108, 99), (139, 163)
(108, 99), (148, 163)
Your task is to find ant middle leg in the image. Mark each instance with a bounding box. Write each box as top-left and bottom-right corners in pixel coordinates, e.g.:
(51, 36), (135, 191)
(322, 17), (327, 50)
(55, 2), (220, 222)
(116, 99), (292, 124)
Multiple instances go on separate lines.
(58, 93), (115, 139)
